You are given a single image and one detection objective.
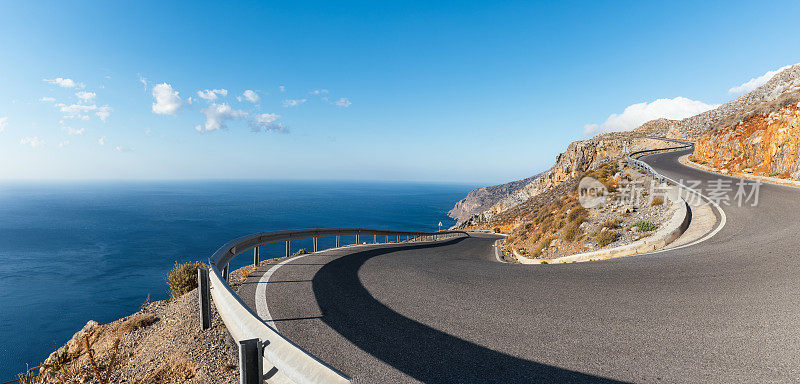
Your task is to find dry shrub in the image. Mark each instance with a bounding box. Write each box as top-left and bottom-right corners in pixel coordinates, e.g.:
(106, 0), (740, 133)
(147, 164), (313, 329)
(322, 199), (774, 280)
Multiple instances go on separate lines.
(601, 218), (622, 229)
(166, 261), (207, 299)
(563, 224), (582, 242)
(650, 197), (664, 206)
(119, 313), (159, 335)
(140, 358), (198, 384)
(567, 206), (588, 222)
(595, 230), (616, 247)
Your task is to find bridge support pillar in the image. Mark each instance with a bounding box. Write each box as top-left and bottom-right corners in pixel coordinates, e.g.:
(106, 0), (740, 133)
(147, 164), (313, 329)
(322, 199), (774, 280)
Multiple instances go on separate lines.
(198, 268), (211, 330)
(238, 338), (263, 384)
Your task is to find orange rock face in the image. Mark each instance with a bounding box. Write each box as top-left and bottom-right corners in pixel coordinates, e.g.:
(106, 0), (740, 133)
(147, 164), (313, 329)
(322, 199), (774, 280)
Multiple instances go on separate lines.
(694, 103), (800, 180)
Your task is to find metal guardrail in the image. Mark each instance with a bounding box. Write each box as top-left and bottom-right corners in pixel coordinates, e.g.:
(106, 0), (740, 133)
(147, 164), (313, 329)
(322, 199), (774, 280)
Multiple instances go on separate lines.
(200, 228), (469, 384)
(626, 137), (694, 184)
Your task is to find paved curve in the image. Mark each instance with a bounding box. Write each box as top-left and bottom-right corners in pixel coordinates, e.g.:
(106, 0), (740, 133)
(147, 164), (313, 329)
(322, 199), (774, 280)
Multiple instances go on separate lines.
(240, 149), (800, 383)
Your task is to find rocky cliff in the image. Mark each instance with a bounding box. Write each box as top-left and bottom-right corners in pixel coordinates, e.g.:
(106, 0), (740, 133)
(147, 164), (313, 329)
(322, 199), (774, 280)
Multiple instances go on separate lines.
(693, 96), (800, 180)
(667, 64), (800, 140)
(451, 63), (800, 229)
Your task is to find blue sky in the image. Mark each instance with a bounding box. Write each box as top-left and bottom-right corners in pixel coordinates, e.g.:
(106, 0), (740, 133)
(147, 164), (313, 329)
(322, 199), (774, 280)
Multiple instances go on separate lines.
(1, 1), (798, 184)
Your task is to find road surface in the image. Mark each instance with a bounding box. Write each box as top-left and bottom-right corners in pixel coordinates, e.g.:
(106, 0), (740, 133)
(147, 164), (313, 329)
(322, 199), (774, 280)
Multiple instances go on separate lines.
(240, 149), (800, 383)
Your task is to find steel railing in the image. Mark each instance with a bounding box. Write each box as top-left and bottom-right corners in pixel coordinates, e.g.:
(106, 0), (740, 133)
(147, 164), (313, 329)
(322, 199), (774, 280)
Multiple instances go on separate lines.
(200, 228), (469, 384)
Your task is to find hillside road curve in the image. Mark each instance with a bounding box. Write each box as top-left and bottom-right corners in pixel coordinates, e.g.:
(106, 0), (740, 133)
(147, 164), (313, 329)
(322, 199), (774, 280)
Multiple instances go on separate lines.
(240, 148), (800, 383)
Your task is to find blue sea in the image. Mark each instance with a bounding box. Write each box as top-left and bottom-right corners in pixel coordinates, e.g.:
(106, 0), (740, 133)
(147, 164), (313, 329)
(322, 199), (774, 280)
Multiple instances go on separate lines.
(0, 180), (473, 378)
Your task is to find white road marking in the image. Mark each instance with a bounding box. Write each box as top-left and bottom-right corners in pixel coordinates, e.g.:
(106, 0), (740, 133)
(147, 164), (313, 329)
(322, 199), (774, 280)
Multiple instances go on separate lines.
(255, 254), (310, 329)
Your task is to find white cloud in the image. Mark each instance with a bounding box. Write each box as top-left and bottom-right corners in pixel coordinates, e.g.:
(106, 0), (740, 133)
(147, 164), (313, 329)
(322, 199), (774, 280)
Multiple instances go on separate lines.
(96, 105), (112, 122)
(98, 136), (106, 146)
(333, 97), (352, 107)
(239, 90), (260, 103)
(39, 97), (56, 102)
(197, 89), (228, 101)
(584, 96), (719, 135)
(20, 136), (45, 148)
(279, 85), (285, 92)
(729, 64), (796, 94)
(75, 91), (96, 102)
(138, 74), (148, 90)
(195, 103), (248, 132)
(0, 116), (7, 132)
(62, 126), (85, 135)
(152, 83), (183, 115)
(115, 145), (133, 152)
(250, 113), (287, 133)
(310, 89), (329, 95)
(56, 103), (97, 120)
(282, 98), (307, 107)
(43, 77), (84, 88)
(59, 140), (70, 147)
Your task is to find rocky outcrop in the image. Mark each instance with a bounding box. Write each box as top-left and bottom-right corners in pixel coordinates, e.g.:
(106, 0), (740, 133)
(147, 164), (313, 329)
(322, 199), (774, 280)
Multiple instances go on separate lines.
(448, 174), (539, 222)
(693, 99), (800, 180)
(452, 135), (666, 227)
(667, 64), (800, 140)
(451, 63), (800, 229)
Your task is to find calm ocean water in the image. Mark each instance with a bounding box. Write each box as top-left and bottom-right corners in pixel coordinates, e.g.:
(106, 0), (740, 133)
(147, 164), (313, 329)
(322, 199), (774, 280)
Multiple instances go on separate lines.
(0, 180), (473, 378)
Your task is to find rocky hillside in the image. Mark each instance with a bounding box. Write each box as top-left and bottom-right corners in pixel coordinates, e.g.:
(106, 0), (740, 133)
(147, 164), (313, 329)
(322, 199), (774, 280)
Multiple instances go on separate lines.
(693, 95), (800, 180)
(448, 174), (539, 222)
(451, 63), (800, 229)
(452, 134), (668, 227)
(667, 64), (800, 140)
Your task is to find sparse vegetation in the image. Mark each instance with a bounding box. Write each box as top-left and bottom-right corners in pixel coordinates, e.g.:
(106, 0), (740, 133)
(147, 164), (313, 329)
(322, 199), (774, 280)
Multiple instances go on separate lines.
(567, 206), (588, 222)
(119, 313), (158, 335)
(493, 227), (501, 233)
(293, 248), (309, 256)
(631, 221), (658, 232)
(595, 229), (616, 247)
(563, 223), (582, 242)
(650, 196), (664, 206)
(166, 261), (207, 299)
(601, 218), (622, 229)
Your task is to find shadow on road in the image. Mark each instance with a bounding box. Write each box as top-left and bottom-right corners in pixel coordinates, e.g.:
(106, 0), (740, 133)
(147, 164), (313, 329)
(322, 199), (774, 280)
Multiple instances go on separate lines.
(312, 239), (628, 383)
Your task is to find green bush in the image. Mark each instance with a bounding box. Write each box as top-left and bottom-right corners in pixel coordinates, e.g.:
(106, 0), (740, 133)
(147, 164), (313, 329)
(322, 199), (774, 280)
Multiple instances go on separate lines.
(166, 261), (207, 298)
(595, 230), (616, 247)
(631, 221), (658, 232)
(293, 248), (309, 256)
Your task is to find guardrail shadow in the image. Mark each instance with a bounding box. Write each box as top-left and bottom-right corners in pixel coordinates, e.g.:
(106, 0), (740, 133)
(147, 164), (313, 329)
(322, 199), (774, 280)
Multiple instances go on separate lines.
(311, 239), (629, 383)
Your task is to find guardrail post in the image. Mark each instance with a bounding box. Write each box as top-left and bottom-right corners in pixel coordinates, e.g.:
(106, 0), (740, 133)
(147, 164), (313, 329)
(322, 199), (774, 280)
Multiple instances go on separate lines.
(374, 234), (377, 243)
(356, 233), (360, 244)
(336, 235), (340, 247)
(223, 263), (230, 282)
(386, 235), (389, 243)
(238, 338), (263, 384)
(313, 237), (318, 252)
(198, 268), (211, 330)
(286, 240), (291, 258)
(253, 246), (260, 267)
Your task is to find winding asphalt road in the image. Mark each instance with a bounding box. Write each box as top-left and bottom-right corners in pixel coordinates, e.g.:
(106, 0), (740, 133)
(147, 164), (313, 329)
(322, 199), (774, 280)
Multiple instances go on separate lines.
(240, 149), (800, 383)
